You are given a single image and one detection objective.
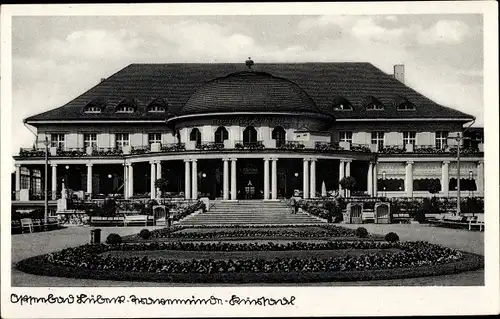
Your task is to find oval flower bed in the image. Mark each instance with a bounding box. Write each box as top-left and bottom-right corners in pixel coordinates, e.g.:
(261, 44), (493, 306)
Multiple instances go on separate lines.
(16, 241), (483, 283)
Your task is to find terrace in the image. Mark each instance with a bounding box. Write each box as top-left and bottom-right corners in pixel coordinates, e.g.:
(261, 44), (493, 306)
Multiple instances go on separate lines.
(18, 141), (483, 159)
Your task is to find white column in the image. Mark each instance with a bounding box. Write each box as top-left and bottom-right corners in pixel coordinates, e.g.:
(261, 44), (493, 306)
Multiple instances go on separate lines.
(372, 163), (378, 196)
(51, 164), (57, 200)
(124, 164), (128, 199)
(263, 158), (270, 200)
(128, 163), (134, 198)
(442, 160), (450, 197)
(405, 161), (414, 197)
(15, 164), (21, 200)
(477, 161), (484, 194)
(86, 163), (93, 195)
(223, 158), (229, 200)
(271, 158), (278, 200)
(302, 158), (309, 199)
(150, 161), (156, 199)
(345, 160), (351, 197)
(230, 158), (237, 200)
(338, 160), (345, 196)
(191, 159), (198, 199)
(156, 161), (162, 197)
(184, 160), (191, 200)
(310, 159), (317, 198)
(367, 162), (373, 196)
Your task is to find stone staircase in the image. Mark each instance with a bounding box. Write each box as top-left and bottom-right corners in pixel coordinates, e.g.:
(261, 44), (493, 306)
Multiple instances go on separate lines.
(179, 200), (325, 226)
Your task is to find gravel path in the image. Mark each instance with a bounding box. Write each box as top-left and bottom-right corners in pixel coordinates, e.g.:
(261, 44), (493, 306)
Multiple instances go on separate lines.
(11, 224), (484, 286)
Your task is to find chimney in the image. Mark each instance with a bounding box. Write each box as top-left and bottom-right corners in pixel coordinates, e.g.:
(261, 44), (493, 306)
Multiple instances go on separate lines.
(100, 78), (106, 83)
(393, 64), (404, 83)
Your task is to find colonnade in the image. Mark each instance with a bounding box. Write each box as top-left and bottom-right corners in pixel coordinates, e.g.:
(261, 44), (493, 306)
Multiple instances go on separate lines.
(14, 158), (485, 201)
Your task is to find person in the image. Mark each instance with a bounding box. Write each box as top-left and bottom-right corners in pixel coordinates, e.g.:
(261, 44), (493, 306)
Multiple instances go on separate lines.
(289, 196), (296, 214)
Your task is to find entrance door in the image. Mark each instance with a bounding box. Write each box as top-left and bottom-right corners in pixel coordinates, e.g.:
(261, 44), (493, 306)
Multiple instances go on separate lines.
(238, 159), (263, 199)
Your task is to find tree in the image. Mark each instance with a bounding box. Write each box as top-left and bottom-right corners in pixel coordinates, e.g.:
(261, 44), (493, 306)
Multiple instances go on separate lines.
(428, 179), (441, 196)
(339, 176), (356, 197)
(154, 177), (169, 199)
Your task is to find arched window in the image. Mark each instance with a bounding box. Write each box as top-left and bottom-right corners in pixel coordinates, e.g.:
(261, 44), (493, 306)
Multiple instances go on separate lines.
(189, 128), (202, 147)
(272, 126), (286, 147)
(214, 126), (229, 144)
(243, 126), (258, 145)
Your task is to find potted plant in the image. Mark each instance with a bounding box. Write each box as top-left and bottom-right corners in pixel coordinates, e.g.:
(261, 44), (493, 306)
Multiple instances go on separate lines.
(339, 176), (356, 197)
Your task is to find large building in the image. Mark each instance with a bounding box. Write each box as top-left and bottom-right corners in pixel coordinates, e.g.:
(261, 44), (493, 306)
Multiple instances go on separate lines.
(13, 60), (484, 203)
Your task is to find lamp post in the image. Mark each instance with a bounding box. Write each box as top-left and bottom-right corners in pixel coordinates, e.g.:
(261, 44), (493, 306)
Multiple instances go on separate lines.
(44, 137), (49, 230)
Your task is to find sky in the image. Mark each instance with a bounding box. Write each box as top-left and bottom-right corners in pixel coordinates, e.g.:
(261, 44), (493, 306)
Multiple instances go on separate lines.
(11, 14), (483, 157)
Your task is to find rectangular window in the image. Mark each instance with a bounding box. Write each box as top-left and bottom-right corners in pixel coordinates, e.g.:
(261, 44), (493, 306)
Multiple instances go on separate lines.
(371, 131), (385, 149)
(31, 169), (42, 194)
(115, 133), (129, 149)
(84, 133), (97, 148)
(435, 131), (449, 149)
(20, 167), (30, 189)
(339, 131), (353, 144)
(148, 133), (162, 145)
(403, 131), (416, 146)
(50, 133), (65, 149)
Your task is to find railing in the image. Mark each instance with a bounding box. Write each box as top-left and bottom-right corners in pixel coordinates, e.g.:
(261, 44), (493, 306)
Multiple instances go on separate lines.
(235, 140), (265, 150)
(196, 142), (225, 151)
(56, 147), (86, 157)
(277, 141), (305, 150)
(19, 148), (47, 157)
(314, 141), (343, 152)
(350, 143), (371, 153)
(160, 143), (186, 152)
(378, 145), (406, 154)
(91, 147), (123, 156)
(130, 145), (151, 155)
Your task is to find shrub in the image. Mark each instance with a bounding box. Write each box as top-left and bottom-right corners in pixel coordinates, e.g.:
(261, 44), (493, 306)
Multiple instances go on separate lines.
(106, 233), (122, 245)
(355, 227), (369, 238)
(139, 229), (151, 240)
(385, 232), (400, 243)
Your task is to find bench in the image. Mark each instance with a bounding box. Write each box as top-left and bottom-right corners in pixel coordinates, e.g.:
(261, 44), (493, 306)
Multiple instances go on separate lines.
(20, 218), (34, 233)
(124, 215), (148, 227)
(90, 216), (125, 226)
(469, 215), (484, 231)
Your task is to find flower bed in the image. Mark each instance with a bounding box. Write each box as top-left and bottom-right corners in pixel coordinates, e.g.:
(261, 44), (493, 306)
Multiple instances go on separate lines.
(16, 241), (483, 283)
(141, 224), (357, 240)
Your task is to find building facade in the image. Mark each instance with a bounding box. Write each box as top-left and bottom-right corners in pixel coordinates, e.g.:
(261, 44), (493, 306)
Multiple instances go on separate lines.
(13, 61), (484, 203)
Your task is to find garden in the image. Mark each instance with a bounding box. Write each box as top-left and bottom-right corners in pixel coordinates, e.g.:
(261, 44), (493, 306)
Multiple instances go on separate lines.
(15, 224), (483, 283)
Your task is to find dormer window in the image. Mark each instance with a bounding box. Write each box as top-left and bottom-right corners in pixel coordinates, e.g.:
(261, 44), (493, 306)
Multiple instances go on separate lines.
(333, 104), (353, 111)
(366, 104), (384, 110)
(331, 96), (353, 111)
(85, 106), (102, 113)
(115, 98), (137, 113)
(394, 95), (416, 110)
(116, 106), (135, 113)
(364, 96), (384, 111)
(149, 105), (165, 112)
(83, 98), (106, 113)
(147, 98), (167, 113)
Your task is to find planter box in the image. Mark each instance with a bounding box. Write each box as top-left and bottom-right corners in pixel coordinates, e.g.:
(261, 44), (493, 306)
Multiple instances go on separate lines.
(86, 146), (93, 155)
(224, 139), (235, 149)
(185, 141), (197, 150)
(405, 143), (414, 153)
(339, 142), (351, 151)
(263, 139), (276, 149)
(50, 147), (58, 156)
(151, 143), (161, 152)
(122, 146), (131, 155)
